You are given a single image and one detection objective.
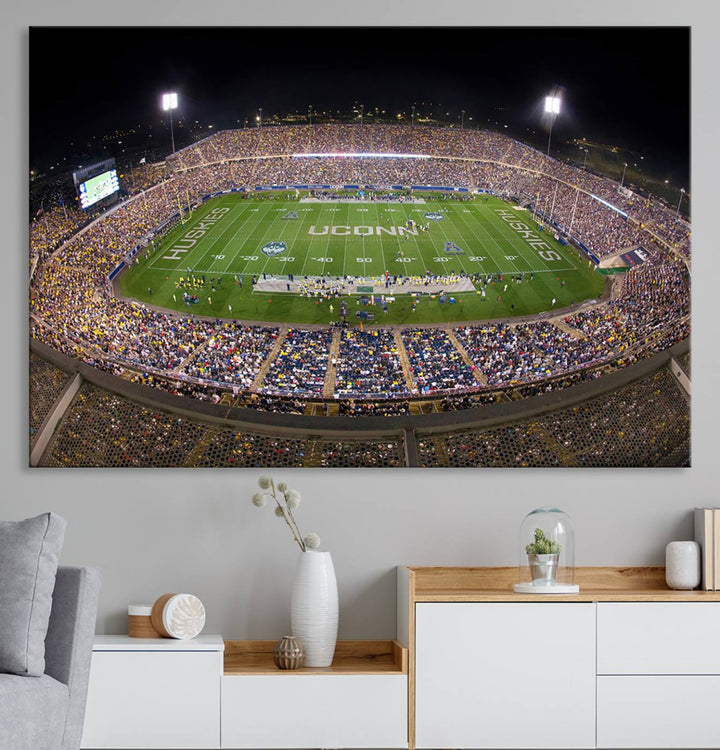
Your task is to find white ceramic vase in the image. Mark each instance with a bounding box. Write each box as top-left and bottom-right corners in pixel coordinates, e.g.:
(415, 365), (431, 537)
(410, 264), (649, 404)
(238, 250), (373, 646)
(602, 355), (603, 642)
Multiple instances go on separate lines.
(290, 550), (338, 667)
(665, 540), (701, 590)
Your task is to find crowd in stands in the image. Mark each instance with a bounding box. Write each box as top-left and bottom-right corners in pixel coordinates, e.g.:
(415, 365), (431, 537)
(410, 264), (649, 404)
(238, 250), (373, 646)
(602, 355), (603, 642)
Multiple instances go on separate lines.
(31, 259), (217, 372)
(417, 367), (688, 467)
(563, 250), (689, 356)
(262, 328), (333, 397)
(129, 372), (228, 403)
(454, 319), (609, 388)
(402, 328), (479, 393)
(180, 323), (279, 388)
(509, 368), (607, 399)
(29, 353), (72, 443)
(30, 205), (90, 262)
(336, 399), (411, 416)
(314, 438), (405, 468)
(38, 383), (209, 468)
(334, 329), (408, 398)
(241, 394), (307, 415)
(34, 365), (685, 467)
(28, 124), (690, 413)
(438, 392), (507, 411)
(121, 162), (170, 195)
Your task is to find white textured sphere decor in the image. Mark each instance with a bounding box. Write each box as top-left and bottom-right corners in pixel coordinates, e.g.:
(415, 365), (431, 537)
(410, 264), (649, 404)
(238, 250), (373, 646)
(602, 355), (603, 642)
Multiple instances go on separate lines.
(291, 551), (338, 667)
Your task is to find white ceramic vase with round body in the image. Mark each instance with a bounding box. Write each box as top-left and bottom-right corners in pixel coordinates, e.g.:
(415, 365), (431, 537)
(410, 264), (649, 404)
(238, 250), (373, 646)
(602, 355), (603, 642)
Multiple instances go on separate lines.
(290, 550), (338, 667)
(665, 541), (701, 590)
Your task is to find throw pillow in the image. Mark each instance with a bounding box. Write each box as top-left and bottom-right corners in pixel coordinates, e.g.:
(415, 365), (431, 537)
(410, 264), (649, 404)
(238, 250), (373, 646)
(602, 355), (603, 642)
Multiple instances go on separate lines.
(0, 513), (66, 676)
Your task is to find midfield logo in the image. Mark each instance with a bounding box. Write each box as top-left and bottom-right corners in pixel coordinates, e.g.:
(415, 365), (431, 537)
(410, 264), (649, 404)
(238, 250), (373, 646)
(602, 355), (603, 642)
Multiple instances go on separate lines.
(424, 212), (444, 221)
(444, 241), (464, 254)
(262, 241), (288, 258)
(283, 211), (298, 220)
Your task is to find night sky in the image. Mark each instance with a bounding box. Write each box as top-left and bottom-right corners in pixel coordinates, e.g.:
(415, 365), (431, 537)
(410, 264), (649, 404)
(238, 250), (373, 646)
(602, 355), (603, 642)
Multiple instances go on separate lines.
(29, 26), (689, 183)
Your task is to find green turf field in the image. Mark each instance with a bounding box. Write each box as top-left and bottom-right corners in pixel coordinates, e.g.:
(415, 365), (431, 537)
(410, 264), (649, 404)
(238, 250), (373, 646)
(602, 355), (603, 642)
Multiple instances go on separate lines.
(118, 194), (605, 325)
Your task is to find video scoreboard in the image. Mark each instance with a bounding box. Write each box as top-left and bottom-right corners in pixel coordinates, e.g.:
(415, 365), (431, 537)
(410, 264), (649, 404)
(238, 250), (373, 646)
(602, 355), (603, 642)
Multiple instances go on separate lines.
(73, 159), (121, 211)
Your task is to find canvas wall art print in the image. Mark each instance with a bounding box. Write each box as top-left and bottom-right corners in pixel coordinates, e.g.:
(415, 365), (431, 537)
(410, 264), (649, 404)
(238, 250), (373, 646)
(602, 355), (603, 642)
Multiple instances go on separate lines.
(29, 26), (690, 467)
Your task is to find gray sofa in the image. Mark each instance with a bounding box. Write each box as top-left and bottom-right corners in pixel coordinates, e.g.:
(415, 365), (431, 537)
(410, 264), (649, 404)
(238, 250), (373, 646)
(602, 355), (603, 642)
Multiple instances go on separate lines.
(0, 566), (102, 750)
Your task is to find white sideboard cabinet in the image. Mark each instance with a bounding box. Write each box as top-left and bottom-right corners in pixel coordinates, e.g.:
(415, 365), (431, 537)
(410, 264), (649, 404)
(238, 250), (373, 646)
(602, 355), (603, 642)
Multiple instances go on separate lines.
(81, 570), (720, 750)
(400, 566), (720, 750)
(415, 602), (596, 749)
(80, 635), (224, 749)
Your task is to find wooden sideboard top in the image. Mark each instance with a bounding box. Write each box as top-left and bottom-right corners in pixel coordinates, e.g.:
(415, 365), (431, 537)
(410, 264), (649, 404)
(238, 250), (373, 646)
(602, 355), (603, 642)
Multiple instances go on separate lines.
(224, 639), (407, 675)
(402, 566), (720, 602)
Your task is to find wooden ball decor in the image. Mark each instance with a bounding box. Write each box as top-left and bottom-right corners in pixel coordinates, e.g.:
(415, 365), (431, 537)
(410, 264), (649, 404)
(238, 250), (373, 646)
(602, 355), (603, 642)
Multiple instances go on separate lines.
(150, 593), (206, 639)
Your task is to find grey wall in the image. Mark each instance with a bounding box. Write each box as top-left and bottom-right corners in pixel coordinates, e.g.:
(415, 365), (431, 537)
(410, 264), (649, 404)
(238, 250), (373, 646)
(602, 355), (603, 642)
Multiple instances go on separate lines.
(5, 1), (719, 640)
(1, 474), (710, 638)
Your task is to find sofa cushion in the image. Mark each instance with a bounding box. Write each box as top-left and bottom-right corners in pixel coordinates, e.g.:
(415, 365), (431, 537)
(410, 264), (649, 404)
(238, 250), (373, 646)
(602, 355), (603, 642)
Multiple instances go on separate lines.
(0, 513), (66, 676)
(0, 673), (68, 750)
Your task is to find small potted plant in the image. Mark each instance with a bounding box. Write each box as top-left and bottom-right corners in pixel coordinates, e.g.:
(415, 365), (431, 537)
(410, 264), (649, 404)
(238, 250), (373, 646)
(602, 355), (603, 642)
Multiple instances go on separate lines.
(525, 528), (561, 584)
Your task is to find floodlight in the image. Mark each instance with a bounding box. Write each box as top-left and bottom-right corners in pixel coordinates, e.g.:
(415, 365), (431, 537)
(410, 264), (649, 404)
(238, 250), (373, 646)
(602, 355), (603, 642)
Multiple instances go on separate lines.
(544, 92), (562, 157)
(162, 93), (178, 111)
(161, 92), (179, 154)
(545, 96), (561, 115)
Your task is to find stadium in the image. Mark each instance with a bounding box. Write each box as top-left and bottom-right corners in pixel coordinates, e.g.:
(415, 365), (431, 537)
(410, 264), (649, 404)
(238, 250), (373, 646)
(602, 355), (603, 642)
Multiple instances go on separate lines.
(29, 119), (690, 467)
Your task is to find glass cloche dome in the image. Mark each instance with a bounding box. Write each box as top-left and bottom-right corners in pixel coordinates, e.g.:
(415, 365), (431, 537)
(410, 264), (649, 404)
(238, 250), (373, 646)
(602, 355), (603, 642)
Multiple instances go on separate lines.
(514, 506), (579, 593)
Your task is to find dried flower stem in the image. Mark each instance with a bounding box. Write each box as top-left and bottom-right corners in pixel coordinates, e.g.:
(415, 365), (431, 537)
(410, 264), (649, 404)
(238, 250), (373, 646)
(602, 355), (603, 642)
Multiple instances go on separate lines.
(251, 475), (320, 552)
(269, 479), (306, 551)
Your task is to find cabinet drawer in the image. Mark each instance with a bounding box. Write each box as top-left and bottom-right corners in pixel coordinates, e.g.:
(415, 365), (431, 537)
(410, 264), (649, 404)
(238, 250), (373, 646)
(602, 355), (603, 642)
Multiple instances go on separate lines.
(221, 674), (407, 748)
(597, 603), (720, 674)
(597, 676), (720, 748)
(81, 650), (222, 748)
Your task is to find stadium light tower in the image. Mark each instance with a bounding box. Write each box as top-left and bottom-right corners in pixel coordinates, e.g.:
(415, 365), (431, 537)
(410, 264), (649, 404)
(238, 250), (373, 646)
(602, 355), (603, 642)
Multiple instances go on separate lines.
(412, 104), (416, 126)
(545, 94), (561, 157)
(545, 96), (560, 156)
(621, 162), (628, 186)
(676, 187), (686, 220)
(308, 105), (312, 126)
(461, 109), (465, 129)
(161, 92), (178, 154)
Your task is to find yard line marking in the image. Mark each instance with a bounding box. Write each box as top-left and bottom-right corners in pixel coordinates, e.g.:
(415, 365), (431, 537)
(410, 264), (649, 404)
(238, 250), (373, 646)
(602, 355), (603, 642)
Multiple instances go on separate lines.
(216, 202), (272, 274)
(215, 202), (272, 274)
(425, 206), (478, 277)
(279, 200), (312, 277)
(468, 205), (524, 275)
(250, 202), (302, 281)
(466, 203), (537, 276)
(442, 203), (504, 275)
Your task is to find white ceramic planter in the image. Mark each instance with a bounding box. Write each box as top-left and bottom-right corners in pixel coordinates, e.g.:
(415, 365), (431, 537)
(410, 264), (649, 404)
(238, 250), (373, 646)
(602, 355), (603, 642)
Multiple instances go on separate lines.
(290, 550), (338, 667)
(665, 540), (701, 590)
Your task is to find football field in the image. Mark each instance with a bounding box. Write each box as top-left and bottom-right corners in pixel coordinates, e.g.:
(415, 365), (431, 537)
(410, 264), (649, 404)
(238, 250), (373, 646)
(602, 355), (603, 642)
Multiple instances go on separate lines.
(118, 194), (605, 325)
